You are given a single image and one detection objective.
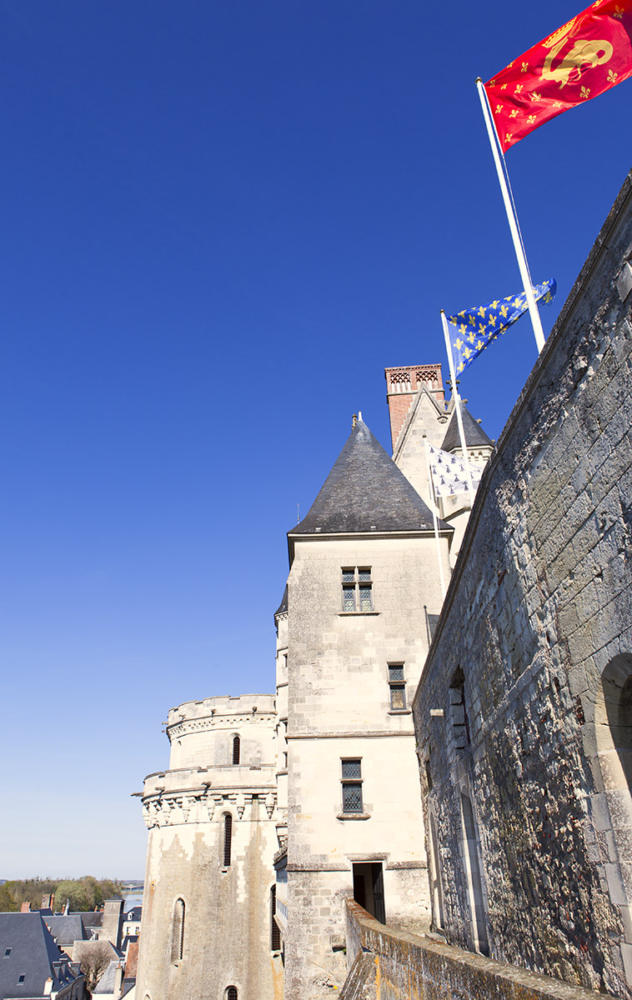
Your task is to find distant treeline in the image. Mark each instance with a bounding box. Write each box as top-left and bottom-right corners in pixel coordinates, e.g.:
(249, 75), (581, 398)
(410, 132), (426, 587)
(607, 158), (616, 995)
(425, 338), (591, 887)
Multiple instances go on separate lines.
(0, 876), (123, 913)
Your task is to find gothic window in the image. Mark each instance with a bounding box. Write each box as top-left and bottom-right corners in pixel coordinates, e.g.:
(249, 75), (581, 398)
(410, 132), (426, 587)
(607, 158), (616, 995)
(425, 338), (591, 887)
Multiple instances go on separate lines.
(223, 813), (233, 867)
(341, 567), (373, 612)
(341, 758), (363, 813)
(232, 735), (240, 765)
(449, 667), (470, 750)
(226, 988), (238, 1000)
(270, 886), (281, 950)
(170, 898), (185, 963)
(388, 663), (406, 710)
(601, 654), (632, 792)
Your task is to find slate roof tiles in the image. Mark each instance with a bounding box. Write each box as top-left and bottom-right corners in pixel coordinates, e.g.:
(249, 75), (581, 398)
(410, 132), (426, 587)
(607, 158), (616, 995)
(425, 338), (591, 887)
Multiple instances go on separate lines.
(290, 418), (447, 536)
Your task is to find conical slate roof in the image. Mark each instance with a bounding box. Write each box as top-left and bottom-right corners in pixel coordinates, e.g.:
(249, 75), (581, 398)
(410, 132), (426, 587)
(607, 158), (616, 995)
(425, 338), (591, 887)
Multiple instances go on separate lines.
(291, 418), (441, 535)
(441, 405), (493, 452)
(274, 584), (288, 617)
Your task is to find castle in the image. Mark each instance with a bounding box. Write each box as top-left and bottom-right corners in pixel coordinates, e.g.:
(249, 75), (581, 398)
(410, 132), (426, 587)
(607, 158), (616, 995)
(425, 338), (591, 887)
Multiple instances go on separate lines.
(135, 170), (632, 1000)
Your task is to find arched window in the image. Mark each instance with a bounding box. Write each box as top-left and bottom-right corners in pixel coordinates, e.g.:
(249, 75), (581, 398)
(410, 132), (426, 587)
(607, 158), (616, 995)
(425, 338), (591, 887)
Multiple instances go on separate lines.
(601, 654), (632, 791)
(226, 987), (238, 1000)
(232, 735), (240, 765)
(270, 886), (280, 950)
(223, 813), (232, 867)
(170, 898), (185, 963)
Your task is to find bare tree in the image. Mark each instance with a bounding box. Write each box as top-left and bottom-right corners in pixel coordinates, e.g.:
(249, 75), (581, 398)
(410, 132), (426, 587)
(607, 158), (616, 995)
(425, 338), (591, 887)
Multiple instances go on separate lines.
(75, 941), (116, 994)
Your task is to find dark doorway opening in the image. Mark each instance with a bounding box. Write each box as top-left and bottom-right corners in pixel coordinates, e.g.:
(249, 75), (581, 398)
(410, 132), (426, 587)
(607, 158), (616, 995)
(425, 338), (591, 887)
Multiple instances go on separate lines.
(352, 863), (385, 923)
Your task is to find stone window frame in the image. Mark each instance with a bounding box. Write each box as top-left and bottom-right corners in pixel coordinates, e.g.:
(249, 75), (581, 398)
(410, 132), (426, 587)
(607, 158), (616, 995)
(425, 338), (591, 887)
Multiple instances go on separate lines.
(448, 667), (470, 754)
(222, 812), (233, 869)
(225, 987), (238, 1000)
(170, 897), (185, 965)
(387, 662), (409, 713)
(231, 734), (240, 765)
(337, 757), (371, 820)
(584, 652), (632, 983)
(341, 567), (374, 614)
(270, 885), (281, 952)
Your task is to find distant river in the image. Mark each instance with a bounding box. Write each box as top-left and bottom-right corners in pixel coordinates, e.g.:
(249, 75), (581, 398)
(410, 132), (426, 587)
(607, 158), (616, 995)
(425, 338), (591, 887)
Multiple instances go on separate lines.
(123, 892), (143, 911)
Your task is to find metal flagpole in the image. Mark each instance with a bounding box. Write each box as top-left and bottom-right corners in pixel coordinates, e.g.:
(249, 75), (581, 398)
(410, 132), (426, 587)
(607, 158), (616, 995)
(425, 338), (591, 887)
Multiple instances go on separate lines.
(441, 311), (475, 507)
(475, 77), (545, 354)
(424, 439), (447, 600)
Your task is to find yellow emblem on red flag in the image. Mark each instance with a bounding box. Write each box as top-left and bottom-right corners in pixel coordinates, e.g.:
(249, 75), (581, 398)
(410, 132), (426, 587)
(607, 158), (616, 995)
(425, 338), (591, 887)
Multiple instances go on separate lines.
(486, 0), (632, 151)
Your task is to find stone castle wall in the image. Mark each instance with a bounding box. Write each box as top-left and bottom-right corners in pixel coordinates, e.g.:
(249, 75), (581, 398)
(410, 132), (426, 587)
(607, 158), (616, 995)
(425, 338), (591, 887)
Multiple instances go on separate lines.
(414, 171), (632, 998)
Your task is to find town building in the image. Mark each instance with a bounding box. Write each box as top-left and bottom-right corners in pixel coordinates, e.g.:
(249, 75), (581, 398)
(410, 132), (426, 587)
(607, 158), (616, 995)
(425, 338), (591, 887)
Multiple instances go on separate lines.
(0, 912), (85, 1000)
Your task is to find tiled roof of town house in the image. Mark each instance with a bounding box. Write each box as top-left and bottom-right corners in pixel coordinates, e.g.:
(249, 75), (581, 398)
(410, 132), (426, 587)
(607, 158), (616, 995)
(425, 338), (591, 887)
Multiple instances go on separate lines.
(0, 912), (82, 999)
(43, 914), (88, 947)
(441, 404), (493, 452)
(290, 417), (448, 535)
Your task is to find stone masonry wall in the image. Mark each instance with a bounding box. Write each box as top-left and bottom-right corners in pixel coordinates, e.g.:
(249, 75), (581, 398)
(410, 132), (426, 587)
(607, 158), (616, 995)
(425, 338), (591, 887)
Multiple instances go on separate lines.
(414, 171), (632, 999)
(342, 899), (602, 1000)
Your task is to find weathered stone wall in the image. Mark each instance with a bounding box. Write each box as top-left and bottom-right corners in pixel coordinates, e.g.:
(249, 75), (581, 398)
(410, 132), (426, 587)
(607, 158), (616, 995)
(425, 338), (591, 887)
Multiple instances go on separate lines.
(414, 171), (632, 998)
(342, 899), (602, 1000)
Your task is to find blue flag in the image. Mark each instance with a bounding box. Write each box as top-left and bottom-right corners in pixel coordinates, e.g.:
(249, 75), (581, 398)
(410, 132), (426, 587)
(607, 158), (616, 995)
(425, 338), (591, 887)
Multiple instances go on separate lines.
(447, 278), (556, 375)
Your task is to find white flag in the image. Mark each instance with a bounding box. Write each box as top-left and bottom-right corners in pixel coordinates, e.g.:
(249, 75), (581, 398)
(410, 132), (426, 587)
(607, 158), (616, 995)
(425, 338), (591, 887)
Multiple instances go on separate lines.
(427, 443), (481, 498)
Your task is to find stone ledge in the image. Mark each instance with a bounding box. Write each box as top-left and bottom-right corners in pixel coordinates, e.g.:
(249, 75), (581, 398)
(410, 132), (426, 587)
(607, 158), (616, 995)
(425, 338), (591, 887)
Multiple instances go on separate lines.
(344, 899), (603, 1000)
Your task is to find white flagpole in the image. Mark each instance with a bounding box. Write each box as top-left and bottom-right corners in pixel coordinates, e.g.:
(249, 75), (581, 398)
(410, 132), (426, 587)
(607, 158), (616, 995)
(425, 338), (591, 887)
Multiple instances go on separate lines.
(441, 311), (475, 507)
(424, 439), (447, 600)
(475, 77), (545, 354)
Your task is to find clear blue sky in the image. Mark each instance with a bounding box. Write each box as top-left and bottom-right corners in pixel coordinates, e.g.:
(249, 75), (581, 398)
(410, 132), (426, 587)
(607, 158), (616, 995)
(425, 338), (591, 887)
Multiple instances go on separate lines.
(0, 1), (629, 879)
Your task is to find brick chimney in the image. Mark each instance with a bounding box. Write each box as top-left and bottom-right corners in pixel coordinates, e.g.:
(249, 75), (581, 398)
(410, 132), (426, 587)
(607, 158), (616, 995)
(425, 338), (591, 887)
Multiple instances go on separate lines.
(20, 902), (31, 913)
(384, 363), (445, 451)
(41, 893), (55, 911)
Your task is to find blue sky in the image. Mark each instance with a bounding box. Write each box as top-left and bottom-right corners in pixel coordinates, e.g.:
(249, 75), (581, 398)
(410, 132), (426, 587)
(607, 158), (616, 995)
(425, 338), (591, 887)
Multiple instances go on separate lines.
(0, 0), (629, 878)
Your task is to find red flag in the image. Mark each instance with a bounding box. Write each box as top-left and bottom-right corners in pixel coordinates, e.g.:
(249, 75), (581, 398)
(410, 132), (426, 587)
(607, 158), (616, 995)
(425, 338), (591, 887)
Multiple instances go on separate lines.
(486, 0), (632, 151)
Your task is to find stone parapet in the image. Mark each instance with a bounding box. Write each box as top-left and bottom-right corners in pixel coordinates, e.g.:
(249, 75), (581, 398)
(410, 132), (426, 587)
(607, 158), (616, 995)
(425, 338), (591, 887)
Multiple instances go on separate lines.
(343, 899), (600, 1000)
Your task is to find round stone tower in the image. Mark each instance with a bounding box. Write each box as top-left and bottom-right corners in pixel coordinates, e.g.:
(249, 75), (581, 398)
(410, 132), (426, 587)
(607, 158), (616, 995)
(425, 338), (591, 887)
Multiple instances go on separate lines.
(136, 694), (281, 1000)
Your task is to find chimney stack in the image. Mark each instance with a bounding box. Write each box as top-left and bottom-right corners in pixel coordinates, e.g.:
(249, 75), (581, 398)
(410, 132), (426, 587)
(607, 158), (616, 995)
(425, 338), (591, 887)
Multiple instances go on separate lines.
(384, 363), (445, 451)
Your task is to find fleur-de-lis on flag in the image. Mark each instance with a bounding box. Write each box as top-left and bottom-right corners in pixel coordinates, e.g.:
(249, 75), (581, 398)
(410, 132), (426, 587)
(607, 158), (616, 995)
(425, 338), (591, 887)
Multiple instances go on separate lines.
(446, 279), (556, 375)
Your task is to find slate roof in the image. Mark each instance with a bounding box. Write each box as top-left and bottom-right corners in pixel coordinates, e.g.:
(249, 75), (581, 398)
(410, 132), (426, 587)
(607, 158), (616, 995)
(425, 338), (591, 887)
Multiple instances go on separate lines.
(274, 584), (288, 617)
(290, 418), (446, 536)
(43, 914), (87, 947)
(441, 405), (493, 452)
(0, 912), (82, 999)
(93, 959), (122, 994)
